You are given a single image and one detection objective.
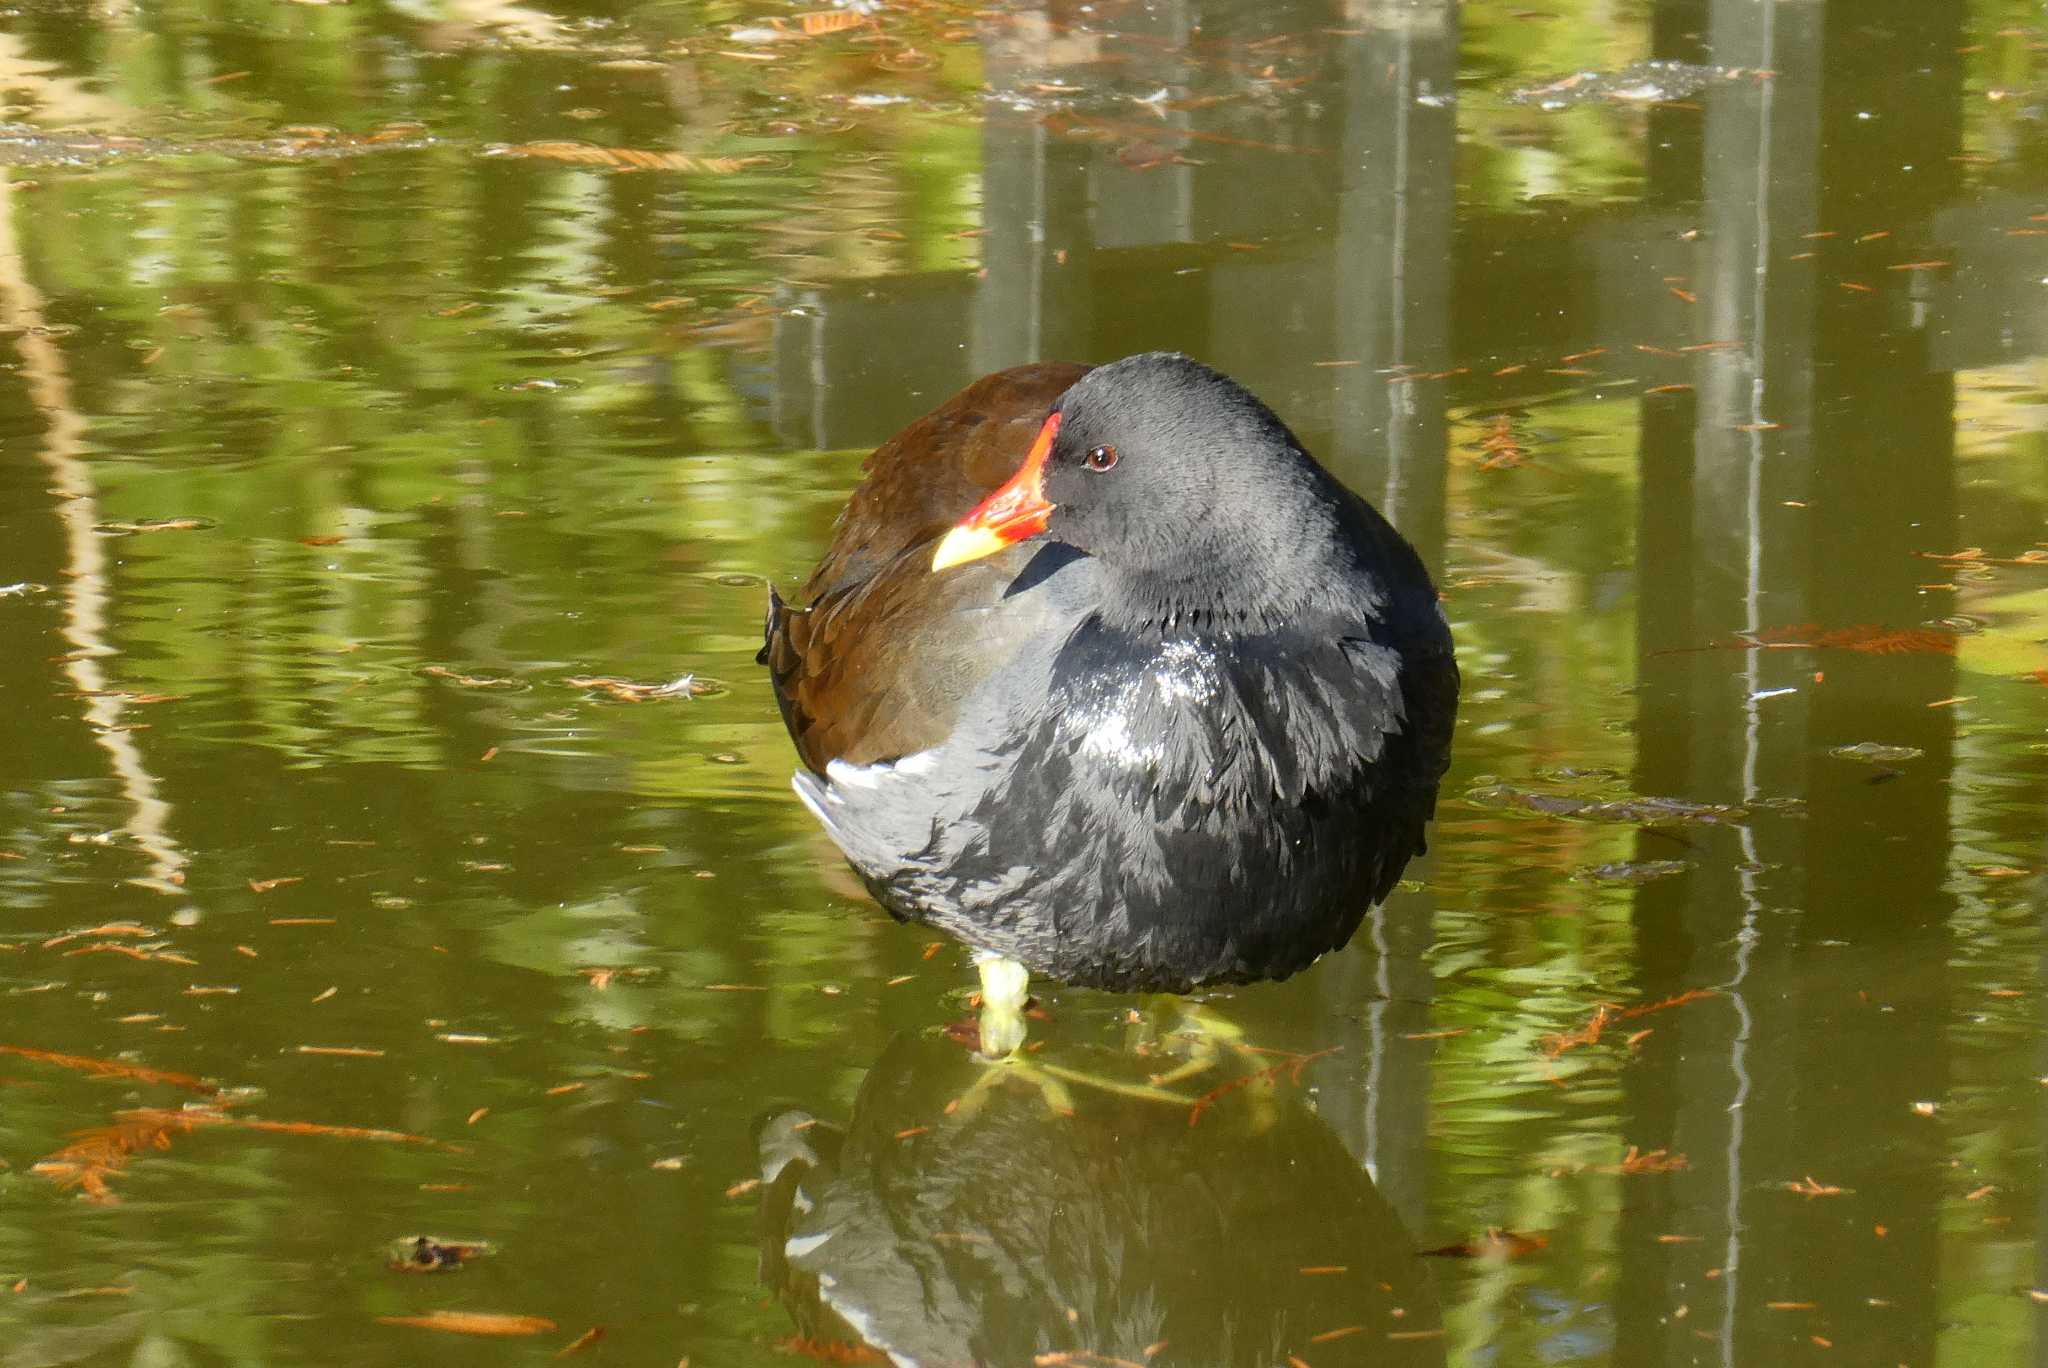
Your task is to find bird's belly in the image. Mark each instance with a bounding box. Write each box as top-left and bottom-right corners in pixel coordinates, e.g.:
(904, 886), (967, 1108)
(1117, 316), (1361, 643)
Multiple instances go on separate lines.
(887, 759), (1400, 993)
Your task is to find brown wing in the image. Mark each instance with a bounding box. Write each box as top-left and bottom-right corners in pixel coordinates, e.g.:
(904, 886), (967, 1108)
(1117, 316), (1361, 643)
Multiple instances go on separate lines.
(762, 362), (1092, 772)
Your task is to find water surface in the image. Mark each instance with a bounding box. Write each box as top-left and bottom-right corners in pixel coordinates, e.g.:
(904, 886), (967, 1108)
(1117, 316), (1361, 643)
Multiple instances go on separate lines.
(1, 2), (2045, 1365)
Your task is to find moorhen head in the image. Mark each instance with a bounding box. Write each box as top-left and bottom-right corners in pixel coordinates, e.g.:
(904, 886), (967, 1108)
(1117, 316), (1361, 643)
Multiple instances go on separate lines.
(761, 352), (1456, 1035)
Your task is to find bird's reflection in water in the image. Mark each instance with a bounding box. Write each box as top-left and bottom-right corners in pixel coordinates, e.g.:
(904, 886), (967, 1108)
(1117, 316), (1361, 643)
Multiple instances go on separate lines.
(757, 1033), (1444, 1368)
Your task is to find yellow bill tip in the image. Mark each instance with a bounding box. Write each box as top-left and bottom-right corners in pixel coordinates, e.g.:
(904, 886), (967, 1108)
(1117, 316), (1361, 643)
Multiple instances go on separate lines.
(930, 524), (1009, 573)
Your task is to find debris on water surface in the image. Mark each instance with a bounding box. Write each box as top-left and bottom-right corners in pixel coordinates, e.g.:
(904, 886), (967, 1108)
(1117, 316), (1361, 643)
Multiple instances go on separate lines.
(421, 665), (525, 691)
(95, 517), (212, 535)
(563, 673), (720, 701)
(1575, 859), (1690, 885)
(1419, 1228), (1549, 1259)
(1467, 784), (1789, 826)
(377, 1311), (557, 1336)
(1542, 989), (1717, 1058)
(387, 1235), (496, 1272)
(1509, 61), (1751, 109)
(1828, 742), (1924, 765)
(555, 1326), (606, 1357)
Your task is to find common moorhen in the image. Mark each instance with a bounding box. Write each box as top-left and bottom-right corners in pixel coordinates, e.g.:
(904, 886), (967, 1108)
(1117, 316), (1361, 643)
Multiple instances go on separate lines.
(761, 353), (1457, 1052)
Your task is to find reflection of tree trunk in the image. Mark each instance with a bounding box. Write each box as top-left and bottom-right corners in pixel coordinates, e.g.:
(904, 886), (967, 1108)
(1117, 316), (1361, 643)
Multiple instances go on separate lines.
(1308, 2), (1458, 1232)
(0, 170), (186, 894)
(1625, 3), (1962, 1364)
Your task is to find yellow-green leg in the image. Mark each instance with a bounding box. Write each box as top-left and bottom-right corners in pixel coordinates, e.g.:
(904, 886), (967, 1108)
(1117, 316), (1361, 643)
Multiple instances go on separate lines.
(953, 954), (1195, 1119)
(974, 953), (1031, 1059)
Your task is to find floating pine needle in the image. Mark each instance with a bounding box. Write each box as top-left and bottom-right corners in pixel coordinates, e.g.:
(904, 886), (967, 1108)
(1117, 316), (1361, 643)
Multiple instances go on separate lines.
(421, 665), (523, 690)
(484, 142), (769, 174)
(0, 1044), (211, 1092)
(32, 1108), (228, 1203)
(43, 923), (154, 944)
(555, 1326), (606, 1358)
(1918, 546), (2048, 568)
(1188, 1046), (1339, 1126)
(1470, 414), (1530, 471)
(61, 942), (196, 966)
(94, 518), (209, 534)
(1673, 623), (1959, 656)
(1542, 989), (1717, 1058)
(32, 1105), (451, 1203)
(1596, 1145), (1690, 1175)
(776, 1336), (888, 1364)
(378, 1311), (557, 1337)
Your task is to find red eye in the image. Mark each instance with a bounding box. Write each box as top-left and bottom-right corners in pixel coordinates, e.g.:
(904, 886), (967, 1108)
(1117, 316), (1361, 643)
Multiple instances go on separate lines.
(1085, 445), (1117, 471)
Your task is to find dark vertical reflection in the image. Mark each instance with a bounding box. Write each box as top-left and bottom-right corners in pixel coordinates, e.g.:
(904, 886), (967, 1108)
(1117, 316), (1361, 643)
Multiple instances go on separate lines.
(1325, 1), (1456, 569)
(1306, 0), (1459, 1231)
(2039, 832), (2048, 1368)
(1647, 0), (1710, 205)
(1624, 1), (1963, 1363)
(1786, 7), (1964, 1364)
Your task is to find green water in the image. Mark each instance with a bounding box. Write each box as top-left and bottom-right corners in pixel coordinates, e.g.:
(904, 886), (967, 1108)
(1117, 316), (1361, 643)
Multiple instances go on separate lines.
(0, 2), (2044, 1364)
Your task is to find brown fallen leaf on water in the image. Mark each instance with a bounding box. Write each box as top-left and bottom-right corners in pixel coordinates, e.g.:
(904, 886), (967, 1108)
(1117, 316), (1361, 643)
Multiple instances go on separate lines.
(378, 1311), (557, 1336)
(0, 1044), (211, 1092)
(486, 141), (767, 174)
(1418, 1228), (1549, 1259)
